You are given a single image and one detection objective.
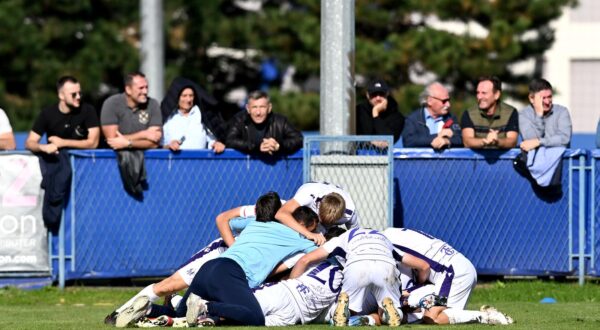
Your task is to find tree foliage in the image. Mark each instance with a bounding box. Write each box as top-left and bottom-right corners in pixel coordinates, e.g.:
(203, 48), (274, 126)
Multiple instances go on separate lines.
(0, 0), (577, 131)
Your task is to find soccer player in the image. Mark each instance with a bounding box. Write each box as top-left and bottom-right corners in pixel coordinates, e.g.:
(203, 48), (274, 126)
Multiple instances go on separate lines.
(110, 196), (315, 327)
(253, 227), (347, 326)
(290, 227), (419, 326)
(117, 194), (319, 327)
(383, 227), (513, 325)
(276, 181), (359, 245)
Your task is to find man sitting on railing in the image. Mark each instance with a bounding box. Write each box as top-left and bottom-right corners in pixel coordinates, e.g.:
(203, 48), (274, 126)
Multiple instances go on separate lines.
(461, 76), (519, 149)
(517, 78), (571, 188)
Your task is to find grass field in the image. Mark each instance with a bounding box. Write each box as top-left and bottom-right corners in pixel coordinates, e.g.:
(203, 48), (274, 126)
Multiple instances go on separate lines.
(1, 280), (599, 329)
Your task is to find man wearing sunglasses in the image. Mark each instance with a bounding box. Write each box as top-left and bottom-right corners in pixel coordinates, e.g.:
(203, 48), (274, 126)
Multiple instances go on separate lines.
(25, 75), (100, 233)
(356, 78), (404, 148)
(403, 82), (462, 149)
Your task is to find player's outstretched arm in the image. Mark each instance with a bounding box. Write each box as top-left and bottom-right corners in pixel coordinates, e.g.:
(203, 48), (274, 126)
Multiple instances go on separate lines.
(215, 206), (243, 247)
(289, 247), (328, 279)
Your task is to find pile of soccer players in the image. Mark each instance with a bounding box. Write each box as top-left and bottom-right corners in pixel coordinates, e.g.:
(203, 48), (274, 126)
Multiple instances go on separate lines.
(105, 182), (513, 327)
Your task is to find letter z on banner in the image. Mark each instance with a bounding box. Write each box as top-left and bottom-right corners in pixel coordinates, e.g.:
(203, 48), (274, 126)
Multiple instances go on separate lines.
(0, 153), (49, 274)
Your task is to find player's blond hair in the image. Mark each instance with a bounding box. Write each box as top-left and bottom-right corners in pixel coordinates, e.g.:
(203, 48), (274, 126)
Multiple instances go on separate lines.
(318, 193), (345, 227)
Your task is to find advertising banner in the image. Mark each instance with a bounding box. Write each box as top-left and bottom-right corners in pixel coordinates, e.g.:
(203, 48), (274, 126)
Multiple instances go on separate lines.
(0, 153), (49, 274)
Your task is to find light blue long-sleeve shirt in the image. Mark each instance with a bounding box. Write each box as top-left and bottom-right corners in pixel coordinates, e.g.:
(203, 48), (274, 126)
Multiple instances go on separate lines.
(518, 104), (571, 147)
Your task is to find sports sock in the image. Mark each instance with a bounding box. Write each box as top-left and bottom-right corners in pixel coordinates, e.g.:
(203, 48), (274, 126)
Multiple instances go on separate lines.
(116, 284), (159, 313)
(442, 309), (485, 324)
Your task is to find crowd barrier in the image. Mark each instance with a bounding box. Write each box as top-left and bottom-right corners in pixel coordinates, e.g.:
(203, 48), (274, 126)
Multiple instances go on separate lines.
(2, 147), (597, 287)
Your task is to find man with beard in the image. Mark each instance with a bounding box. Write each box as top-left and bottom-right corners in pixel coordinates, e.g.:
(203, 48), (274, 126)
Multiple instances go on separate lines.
(25, 75), (100, 233)
(461, 76), (518, 149)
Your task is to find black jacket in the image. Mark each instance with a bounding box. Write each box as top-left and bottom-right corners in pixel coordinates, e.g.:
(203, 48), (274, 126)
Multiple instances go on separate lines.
(225, 111), (303, 156)
(356, 96), (404, 143)
(160, 77), (226, 141)
(402, 108), (462, 148)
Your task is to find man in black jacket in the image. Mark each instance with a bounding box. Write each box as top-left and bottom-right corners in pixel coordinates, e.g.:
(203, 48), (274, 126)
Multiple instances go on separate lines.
(356, 78), (404, 148)
(226, 90), (303, 156)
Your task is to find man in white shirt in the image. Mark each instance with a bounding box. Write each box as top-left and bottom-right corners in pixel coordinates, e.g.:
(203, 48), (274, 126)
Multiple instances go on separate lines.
(0, 108), (16, 150)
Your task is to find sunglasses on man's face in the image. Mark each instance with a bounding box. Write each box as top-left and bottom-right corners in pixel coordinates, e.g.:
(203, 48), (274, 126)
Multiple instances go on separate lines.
(369, 92), (387, 98)
(71, 92), (82, 98)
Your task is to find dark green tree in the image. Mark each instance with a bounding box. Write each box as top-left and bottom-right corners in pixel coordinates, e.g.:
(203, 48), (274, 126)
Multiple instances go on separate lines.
(0, 0), (577, 132)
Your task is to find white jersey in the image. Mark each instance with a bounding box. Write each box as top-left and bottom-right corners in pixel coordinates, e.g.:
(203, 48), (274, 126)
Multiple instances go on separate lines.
(323, 227), (396, 268)
(384, 227), (464, 265)
(383, 227), (477, 309)
(254, 260), (342, 325)
(292, 182), (358, 230)
(176, 238), (228, 285)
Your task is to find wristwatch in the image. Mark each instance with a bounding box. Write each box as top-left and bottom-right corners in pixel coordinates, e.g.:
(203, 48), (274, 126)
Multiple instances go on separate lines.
(127, 139), (132, 149)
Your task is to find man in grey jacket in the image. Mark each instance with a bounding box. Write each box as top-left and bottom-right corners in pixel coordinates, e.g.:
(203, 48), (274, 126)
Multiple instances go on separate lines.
(519, 78), (572, 152)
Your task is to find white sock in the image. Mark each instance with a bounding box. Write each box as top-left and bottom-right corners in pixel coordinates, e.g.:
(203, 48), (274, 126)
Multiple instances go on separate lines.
(442, 309), (485, 324)
(116, 284), (160, 313)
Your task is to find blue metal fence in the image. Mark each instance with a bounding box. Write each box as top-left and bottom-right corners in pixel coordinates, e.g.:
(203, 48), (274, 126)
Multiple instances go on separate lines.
(48, 148), (598, 286)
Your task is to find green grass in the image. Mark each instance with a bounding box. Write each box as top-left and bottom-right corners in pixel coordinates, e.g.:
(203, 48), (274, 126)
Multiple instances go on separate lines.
(1, 280), (599, 329)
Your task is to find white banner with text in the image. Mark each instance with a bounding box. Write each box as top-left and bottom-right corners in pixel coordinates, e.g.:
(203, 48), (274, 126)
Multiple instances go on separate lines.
(0, 153), (49, 274)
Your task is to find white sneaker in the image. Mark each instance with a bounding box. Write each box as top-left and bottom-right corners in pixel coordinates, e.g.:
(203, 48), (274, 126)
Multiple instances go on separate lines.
(171, 317), (189, 328)
(115, 296), (151, 327)
(381, 297), (403, 326)
(331, 292), (350, 326)
(186, 293), (208, 327)
(480, 305), (514, 325)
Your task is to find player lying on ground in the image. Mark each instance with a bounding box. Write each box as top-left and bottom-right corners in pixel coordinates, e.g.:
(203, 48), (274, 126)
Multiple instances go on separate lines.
(383, 227), (513, 325)
(116, 196), (320, 327)
(290, 227), (424, 327)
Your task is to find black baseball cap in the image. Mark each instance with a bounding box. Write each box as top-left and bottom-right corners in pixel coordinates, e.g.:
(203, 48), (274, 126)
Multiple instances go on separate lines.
(367, 79), (389, 94)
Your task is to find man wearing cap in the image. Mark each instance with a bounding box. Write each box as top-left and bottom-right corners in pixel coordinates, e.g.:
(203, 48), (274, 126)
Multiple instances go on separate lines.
(461, 76), (518, 149)
(403, 82), (462, 149)
(356, 78), (404, 148)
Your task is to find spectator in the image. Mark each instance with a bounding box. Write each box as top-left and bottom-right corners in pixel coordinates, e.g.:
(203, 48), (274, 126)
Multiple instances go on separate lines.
(356, 78), (404, 148)
(519, 78), (571, 152)
(161, 77), (226, 152)
(461, 76), (518, 149)
(0, 108), (16, 150)
(101, 71), (162, 150)
(101, 71), (162, 196)
(402, 82), (462, 149)
(226, 90), (302, 156)
(517, 78), (571, 189)
(25, 75), (100, 233)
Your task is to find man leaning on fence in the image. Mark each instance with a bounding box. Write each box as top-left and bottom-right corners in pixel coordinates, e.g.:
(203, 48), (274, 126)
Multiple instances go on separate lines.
(356, 78), (404, 148)
(461, 76), (518, 149)
(25, 75), (100, 234)
(516, 78), (571, 188)
(0, 107), (16, 150)
(402, 82), (462, 149)
(101, 71), (162, 196)
(226, 90), (302, 156)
